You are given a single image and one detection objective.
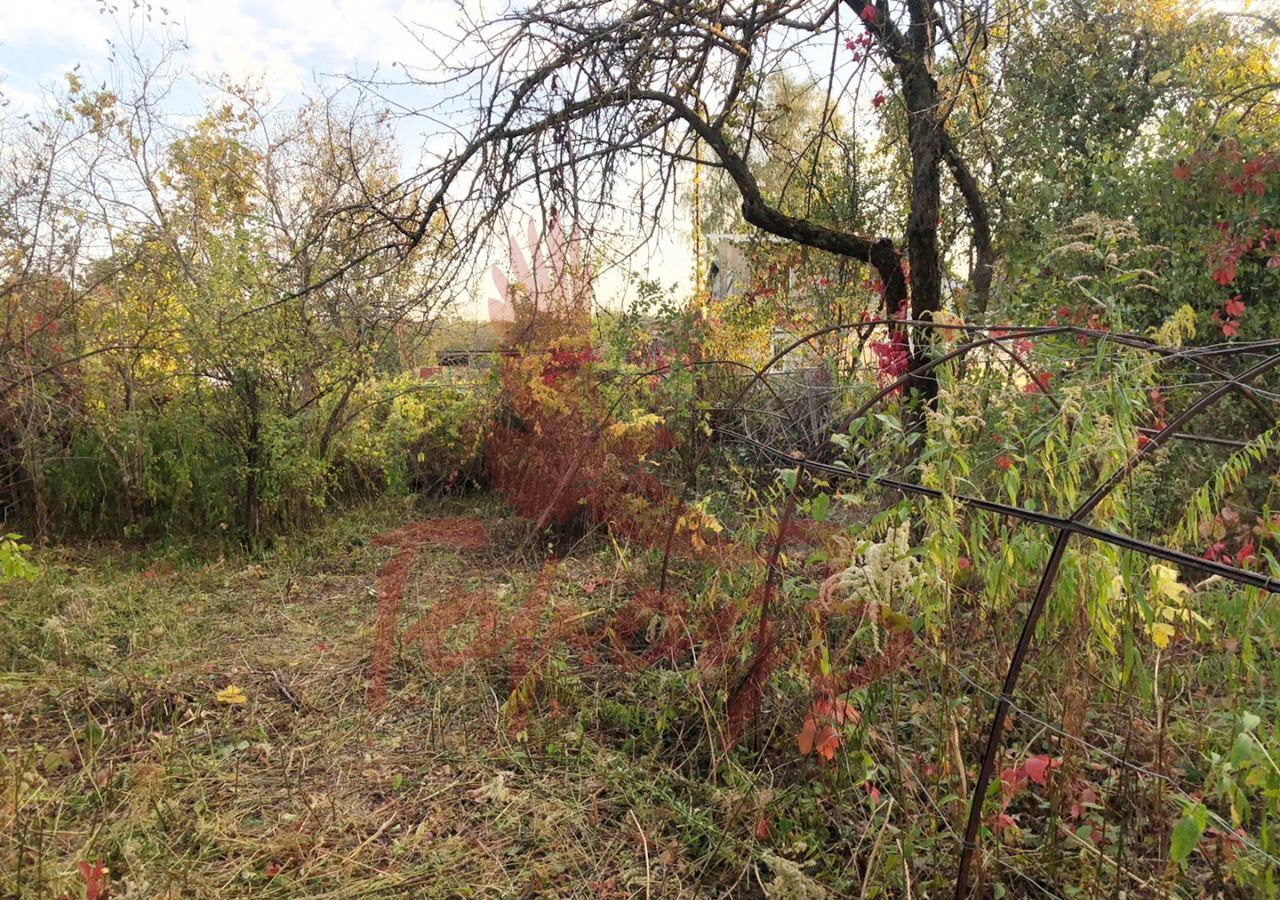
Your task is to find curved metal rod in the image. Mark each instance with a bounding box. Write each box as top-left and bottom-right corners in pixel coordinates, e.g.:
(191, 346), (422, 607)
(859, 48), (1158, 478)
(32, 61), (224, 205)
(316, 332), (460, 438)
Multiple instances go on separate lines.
(656, 321), (878, 589)
(658, 318), (1280, 587)
(719, 428), (1280, 593)
(643, 319), (1280, 892)
(836, 321), (1278, 432)
(1136, 426), (1248, 449)
(954, 348), (1280, 898)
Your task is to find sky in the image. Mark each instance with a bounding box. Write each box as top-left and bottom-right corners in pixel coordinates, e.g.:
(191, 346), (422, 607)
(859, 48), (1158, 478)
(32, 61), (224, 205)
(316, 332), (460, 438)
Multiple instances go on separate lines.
(0, 0), (446, 106)
(3, 0), (1266, 319)
(0, 0), (697, 315)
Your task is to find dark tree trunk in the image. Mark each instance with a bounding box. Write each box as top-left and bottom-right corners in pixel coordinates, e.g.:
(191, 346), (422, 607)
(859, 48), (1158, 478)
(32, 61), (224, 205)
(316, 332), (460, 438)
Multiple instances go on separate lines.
(849, 0), (947, 412)
(903, 43), (943, 412)
(238, 371), (263, 548)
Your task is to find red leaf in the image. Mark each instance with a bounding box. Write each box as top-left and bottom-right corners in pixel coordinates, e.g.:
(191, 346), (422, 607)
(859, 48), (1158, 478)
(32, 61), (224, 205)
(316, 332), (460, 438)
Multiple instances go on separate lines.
(1024, 372), (1053, 394)
(797, 716), (819, 757)
(992, 811), (1018, 835)
(1070, 786), (1099, 819)
(816, 728), (842, 762)
(798, 699), (860, 763)
(999, 766), (1027, 794)
(78, 860), (108, 900)
(1023, 754), (1055, 786)
(1225, 296), (1246, 317)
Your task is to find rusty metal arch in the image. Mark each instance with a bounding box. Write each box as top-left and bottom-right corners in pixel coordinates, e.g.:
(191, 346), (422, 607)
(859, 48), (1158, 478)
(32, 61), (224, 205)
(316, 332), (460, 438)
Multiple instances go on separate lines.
(951, 346), (1280, 896)
(660, 319), (1280, 895)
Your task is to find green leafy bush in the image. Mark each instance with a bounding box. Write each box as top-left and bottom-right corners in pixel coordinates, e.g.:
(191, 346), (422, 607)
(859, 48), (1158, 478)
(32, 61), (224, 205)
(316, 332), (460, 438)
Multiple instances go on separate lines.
(0, 533), (38, 581)
(333, 374), (493, 496)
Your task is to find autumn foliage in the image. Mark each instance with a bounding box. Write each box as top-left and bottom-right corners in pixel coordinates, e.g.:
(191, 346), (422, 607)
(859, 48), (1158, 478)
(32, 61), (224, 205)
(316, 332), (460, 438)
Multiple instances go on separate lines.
(366, 516), (489, 712)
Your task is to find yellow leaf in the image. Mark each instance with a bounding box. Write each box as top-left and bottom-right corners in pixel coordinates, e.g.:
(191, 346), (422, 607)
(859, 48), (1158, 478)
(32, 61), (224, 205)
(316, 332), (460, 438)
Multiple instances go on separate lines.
(1149, 622), (1175, 649)
(216, 685), (248, 705)
(605, 411), (664, 440)
(1149, 563), (1189, 605)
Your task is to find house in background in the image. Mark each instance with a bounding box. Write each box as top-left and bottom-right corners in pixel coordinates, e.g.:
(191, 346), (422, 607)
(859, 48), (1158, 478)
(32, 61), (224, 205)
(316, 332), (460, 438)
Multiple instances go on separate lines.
(414, 318), (503, 381)
(705, 234), (815, 371)
(707, 236), (751, 300)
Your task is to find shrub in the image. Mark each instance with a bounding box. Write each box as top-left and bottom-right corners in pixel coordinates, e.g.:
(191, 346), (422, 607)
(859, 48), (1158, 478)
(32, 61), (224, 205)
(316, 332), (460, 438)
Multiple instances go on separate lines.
(334, 374), (493, 497)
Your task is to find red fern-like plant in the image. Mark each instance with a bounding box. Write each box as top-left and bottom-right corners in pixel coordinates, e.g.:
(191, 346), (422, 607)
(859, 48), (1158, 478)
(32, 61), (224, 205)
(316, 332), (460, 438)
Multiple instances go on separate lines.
(366, 517), (488, 712)
(485, 220), (721, 555)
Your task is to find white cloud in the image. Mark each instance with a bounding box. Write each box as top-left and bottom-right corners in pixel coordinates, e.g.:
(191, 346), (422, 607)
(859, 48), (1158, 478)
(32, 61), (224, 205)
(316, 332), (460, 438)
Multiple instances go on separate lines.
(0, 0), (113, 53)
(0, 0), (689, 307)
(0, 0), (458, 99)
(174, 0), (456, 92)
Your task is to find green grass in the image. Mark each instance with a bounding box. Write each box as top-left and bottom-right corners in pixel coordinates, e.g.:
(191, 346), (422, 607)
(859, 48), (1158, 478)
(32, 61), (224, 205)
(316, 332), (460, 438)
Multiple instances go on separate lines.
(17, 492), (1256, 898)
(1, 496), (790, 898)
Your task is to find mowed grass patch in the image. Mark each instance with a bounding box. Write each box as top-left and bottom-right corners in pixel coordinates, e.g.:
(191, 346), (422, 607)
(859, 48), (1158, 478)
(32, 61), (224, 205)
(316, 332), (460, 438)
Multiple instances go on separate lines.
(1, 498), (729, 898)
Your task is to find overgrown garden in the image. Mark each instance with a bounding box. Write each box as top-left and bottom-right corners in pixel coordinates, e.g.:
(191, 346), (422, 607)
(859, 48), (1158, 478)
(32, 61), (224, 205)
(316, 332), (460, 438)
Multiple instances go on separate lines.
(4, 0), (1280, 896)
